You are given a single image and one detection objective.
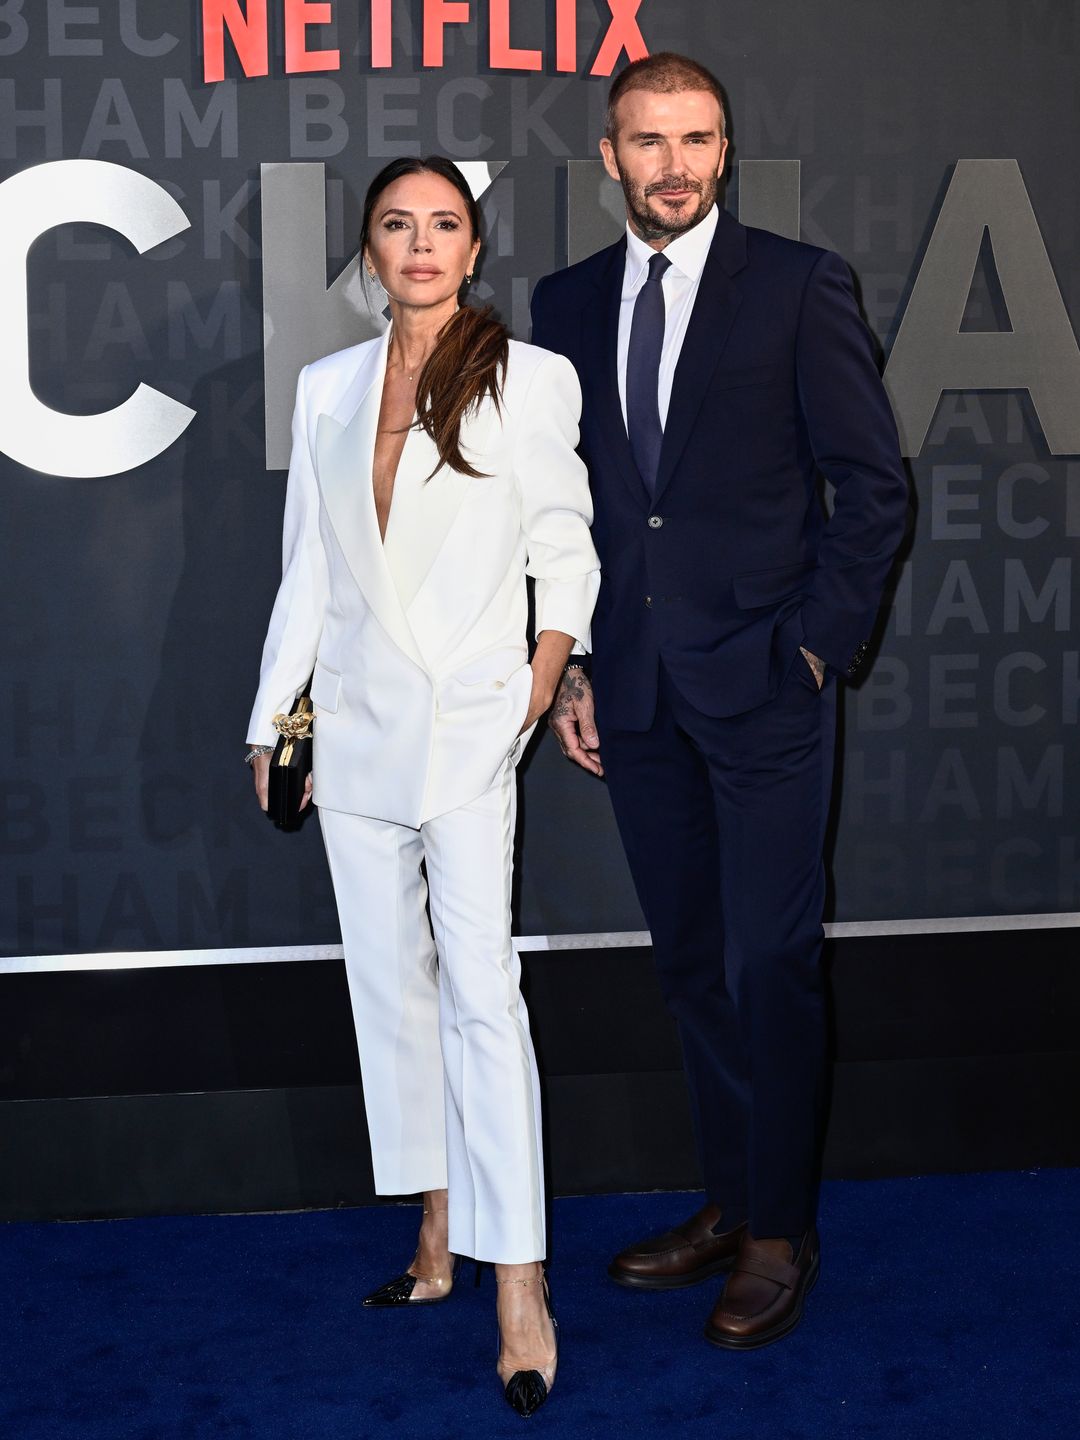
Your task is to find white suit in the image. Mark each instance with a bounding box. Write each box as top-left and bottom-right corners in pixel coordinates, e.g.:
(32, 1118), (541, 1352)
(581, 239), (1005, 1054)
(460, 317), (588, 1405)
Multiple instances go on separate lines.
(249, 330), (599, 1262)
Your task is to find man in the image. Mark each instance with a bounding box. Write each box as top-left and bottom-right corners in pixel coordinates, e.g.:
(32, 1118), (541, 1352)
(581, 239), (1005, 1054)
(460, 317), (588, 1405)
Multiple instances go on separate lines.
(531, 53), (908, 1349)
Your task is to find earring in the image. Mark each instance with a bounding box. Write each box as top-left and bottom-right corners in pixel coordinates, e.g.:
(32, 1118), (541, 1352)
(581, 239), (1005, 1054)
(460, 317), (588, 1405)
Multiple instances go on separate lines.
(465, 272), (474, 284)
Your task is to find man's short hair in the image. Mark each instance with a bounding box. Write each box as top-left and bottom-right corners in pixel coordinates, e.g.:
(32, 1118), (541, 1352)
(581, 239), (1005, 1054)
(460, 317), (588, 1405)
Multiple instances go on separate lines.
(606, 52), (727, 142)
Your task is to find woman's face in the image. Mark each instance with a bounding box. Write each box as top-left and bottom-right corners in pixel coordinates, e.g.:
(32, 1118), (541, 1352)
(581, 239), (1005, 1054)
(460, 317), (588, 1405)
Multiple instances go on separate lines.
(365, 171), (481, 310)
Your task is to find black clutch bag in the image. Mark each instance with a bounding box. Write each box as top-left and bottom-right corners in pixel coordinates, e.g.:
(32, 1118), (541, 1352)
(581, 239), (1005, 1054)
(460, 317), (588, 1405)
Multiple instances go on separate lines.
(267, 687), (314, 831)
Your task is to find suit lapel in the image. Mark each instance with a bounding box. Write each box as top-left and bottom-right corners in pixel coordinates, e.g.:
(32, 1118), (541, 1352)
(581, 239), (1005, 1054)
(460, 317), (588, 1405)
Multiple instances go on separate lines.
(653, 209), (748, 502)
(314, 331), (428, 672)
(586, 239), (652, 506)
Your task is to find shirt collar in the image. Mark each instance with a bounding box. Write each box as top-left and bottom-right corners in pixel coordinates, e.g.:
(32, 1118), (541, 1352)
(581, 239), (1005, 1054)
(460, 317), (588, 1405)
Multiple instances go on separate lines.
(623, 202), (719, 290)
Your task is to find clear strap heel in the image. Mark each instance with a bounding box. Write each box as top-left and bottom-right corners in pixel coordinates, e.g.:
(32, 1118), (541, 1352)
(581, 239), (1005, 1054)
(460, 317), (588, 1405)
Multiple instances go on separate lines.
(496, 1272), (558, 1418)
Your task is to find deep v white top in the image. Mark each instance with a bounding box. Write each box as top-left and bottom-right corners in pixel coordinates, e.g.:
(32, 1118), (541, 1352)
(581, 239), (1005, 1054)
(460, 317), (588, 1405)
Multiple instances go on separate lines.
(381, 410), (442, 614)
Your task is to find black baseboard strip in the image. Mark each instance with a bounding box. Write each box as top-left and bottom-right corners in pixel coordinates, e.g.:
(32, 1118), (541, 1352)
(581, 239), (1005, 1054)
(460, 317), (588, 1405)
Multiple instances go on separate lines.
(4, 1050), (1078, 1222)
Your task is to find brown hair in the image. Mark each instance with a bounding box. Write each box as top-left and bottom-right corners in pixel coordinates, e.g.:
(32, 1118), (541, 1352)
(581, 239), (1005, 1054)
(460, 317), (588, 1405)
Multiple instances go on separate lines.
(606, 52), (727, 142)
(360, 156), (509, 479)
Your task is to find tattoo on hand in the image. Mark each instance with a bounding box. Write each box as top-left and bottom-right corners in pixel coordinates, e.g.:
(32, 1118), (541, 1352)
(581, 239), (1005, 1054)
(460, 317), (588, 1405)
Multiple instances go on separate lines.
(555, 671), (588, 712)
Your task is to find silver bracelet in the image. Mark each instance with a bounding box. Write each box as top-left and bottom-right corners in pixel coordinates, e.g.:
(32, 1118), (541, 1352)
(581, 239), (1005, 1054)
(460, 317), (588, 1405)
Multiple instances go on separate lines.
(244, 745), (274, 766)
(564, 662), (586, 674)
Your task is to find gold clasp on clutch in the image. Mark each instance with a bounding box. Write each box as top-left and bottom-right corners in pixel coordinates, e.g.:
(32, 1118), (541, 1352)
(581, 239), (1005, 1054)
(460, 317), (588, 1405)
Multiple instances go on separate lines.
(271, 699), (314, 766)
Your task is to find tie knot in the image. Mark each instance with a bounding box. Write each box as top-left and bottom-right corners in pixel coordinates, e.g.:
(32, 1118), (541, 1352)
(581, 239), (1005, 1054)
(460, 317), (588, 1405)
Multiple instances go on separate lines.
(647, 252), (671, 283)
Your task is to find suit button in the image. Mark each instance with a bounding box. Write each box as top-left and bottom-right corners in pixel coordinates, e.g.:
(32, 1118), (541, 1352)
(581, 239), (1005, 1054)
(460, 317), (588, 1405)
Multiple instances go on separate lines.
(647, 515), (663, 528)
(492, 680), (505, 690)
(644, 595), (653, 607)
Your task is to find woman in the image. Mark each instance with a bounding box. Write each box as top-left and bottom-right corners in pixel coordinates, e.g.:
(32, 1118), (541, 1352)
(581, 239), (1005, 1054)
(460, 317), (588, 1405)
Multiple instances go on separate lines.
(245, 156), (599, 1416)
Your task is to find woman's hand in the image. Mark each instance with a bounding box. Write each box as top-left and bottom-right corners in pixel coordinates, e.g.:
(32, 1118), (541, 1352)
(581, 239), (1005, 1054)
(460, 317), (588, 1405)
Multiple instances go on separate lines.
(251, 752), (271, 810)
(518, 630), (577, 737)
(518, 663), (557, 735)
(250, 752), (312, 812)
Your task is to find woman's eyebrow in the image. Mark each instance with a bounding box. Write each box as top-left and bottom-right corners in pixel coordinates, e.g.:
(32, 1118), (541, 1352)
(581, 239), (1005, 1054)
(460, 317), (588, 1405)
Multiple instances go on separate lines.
(378, 207), (464, 220)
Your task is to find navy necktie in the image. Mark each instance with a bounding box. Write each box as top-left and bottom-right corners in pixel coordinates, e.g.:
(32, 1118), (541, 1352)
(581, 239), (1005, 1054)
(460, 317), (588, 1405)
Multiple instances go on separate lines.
(626, 251), (671, 495)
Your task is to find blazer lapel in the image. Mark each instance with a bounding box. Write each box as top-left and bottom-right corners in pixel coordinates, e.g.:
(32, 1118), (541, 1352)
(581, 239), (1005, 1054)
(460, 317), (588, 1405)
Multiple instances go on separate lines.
(314, 332), (428, 672)
(653, 209), (748, 502)
(587, 239), (652, 506)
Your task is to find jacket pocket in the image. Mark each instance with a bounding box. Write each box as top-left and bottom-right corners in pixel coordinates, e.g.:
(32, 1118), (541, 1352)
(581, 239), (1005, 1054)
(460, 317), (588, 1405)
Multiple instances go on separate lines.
(733, 561), (815, 610)
(712, 363), (785, 391)
(310, 661), (342, 713)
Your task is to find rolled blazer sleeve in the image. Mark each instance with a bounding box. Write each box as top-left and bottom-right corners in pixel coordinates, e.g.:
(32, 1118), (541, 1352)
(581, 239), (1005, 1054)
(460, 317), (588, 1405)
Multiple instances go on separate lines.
(246, 366), (330, 744)
(513, 351), (601, 652)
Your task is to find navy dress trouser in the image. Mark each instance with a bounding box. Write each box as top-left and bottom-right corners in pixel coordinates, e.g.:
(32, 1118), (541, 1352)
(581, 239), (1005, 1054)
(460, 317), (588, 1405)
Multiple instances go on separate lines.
(599, 651), (838, 1239)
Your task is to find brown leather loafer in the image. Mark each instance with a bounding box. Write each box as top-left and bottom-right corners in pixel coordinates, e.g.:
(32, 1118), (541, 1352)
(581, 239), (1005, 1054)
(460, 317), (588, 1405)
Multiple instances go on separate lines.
(704, 1229), (820, 1348)
(608, 1203), (747, 1290)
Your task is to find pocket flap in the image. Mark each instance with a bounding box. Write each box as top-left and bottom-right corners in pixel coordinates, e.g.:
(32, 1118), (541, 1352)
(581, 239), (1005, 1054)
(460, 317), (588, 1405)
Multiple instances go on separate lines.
(732, 561), (815, 610)
(310, 661), (342, 714)
(712, 363), (785, 392)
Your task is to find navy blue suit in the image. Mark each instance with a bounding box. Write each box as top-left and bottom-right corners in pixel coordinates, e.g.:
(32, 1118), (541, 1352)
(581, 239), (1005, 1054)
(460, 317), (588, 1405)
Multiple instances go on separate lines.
(532, 208), (907, 1235)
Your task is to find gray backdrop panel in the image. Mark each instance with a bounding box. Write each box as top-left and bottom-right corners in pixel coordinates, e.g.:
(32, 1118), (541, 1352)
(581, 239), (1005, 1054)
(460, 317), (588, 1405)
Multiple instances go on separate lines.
(1, 0), (1077, 953)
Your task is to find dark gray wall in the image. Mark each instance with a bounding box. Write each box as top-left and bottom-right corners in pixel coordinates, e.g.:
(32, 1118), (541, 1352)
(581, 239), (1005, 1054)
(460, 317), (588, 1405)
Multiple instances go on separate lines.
(2, 2), (1078, 955)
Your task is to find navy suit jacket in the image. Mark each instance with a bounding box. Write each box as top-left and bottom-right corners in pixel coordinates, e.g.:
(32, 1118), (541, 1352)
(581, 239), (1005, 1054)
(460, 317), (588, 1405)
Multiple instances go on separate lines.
(531, 207), (909, 730)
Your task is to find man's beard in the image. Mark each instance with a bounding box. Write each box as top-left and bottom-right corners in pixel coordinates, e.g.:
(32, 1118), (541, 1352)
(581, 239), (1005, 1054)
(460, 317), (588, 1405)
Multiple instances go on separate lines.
(621, 170), (717, 243)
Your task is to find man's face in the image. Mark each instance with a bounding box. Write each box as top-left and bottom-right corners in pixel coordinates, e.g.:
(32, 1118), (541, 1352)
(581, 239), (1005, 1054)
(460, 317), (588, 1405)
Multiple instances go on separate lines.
(600, 88), (728, 245)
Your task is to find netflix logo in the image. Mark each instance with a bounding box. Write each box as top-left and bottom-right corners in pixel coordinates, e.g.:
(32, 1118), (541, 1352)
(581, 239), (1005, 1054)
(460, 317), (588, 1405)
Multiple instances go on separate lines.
(201, 0), (652, 83)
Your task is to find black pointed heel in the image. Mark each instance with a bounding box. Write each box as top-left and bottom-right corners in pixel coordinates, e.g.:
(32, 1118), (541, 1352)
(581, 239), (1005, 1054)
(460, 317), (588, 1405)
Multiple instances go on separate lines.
(362, 1254), (461, 1308)
(497, 1272), (559, 1418)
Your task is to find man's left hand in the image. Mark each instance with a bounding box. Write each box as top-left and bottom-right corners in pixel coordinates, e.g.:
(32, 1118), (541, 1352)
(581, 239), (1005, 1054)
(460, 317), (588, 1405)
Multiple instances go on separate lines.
(799, 646), (826, 690)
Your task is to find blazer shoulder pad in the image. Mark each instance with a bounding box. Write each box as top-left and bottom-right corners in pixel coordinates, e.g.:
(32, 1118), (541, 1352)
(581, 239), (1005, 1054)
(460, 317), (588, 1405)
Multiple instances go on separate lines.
(303, 336), (382, 385)
(536, 239), (623, 298)
(502, 339), (577, 404)
(742, 223), (832, 279)
(506, 336), (563, 373)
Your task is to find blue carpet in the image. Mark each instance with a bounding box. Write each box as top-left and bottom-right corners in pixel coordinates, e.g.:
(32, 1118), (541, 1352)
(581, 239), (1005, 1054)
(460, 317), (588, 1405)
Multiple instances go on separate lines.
(4, 1172), (1078, 1439)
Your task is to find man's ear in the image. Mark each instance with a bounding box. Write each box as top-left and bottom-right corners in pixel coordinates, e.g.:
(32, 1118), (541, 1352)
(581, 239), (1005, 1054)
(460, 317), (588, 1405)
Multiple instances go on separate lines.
(599, 136), (621, 183)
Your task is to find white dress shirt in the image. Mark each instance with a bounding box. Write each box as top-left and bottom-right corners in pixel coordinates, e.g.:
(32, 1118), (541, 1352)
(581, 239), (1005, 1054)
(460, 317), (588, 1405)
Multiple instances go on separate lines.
(617, 202), (719, 432)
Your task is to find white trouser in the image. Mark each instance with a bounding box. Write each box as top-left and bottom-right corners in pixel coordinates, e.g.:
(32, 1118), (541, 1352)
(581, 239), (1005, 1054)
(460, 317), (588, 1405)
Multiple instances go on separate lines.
(318, 758), (546, 1264)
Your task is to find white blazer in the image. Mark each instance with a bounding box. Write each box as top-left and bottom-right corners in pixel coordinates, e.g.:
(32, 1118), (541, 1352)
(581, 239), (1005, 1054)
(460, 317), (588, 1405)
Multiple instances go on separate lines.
(248, 330), (601, 827)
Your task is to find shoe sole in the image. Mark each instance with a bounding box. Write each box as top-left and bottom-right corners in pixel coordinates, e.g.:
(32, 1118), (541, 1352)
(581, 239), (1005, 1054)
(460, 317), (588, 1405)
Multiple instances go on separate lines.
(702, 1253), (820, 1350)
(362, 1291), (454, 1307)
(607, 1254), (738, 1291)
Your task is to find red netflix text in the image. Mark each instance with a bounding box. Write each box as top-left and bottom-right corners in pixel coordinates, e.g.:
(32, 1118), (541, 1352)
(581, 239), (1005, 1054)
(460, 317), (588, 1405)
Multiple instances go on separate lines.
(201, 0), (651, 83)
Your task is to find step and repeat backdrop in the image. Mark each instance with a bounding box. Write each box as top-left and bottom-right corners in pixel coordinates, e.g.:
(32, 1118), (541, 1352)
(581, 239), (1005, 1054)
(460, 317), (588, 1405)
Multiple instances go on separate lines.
(2, 0), (1078, 961)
